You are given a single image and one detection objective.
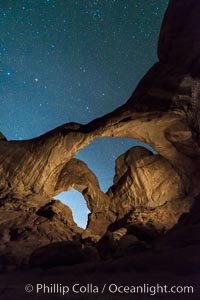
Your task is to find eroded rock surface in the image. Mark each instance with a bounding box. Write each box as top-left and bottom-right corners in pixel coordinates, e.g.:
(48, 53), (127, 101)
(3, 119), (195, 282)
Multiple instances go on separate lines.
(107, 146), (192, 231)
(0, 199), (82, 266)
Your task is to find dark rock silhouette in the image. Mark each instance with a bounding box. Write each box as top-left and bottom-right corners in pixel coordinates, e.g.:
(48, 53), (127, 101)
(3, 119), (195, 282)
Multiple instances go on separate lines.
(30, 241), (99, 269)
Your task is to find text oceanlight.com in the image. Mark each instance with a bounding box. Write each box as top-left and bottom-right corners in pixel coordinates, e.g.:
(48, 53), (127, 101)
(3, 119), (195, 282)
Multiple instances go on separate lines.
(25, 283), (194, 296)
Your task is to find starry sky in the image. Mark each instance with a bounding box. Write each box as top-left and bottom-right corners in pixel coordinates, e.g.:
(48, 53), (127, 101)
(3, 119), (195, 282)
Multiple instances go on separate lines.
(0, 0), (169, 227)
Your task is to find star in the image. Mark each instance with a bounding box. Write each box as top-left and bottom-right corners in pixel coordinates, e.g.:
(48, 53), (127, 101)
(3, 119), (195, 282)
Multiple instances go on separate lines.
(0, 0), (169, 227)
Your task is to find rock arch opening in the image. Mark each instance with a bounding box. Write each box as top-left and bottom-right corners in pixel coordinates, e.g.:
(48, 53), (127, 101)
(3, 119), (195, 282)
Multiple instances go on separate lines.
(55, 189), (90, 229)
(75, 137), (156, 192)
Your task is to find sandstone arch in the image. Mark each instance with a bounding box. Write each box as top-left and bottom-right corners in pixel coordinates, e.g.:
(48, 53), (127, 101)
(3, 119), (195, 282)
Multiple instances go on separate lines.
(1, 0), (200, 262)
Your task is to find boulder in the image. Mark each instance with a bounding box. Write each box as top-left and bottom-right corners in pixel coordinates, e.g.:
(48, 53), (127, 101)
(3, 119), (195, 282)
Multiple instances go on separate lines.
(29, 241), (99, 269)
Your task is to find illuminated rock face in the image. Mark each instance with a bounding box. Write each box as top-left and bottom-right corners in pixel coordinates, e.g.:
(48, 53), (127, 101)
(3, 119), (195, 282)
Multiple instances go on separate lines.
(0, 0), (200, 263)
(107, 146), (192, 232)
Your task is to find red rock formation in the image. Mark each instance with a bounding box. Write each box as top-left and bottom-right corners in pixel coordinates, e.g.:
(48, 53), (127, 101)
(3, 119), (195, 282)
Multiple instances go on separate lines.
(0, 0), (200, 266)
(107, 146), (192, 231)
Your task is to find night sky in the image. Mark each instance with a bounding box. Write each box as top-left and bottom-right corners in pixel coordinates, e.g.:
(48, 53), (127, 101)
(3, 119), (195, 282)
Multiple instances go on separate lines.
(0, 0), (169, 227)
